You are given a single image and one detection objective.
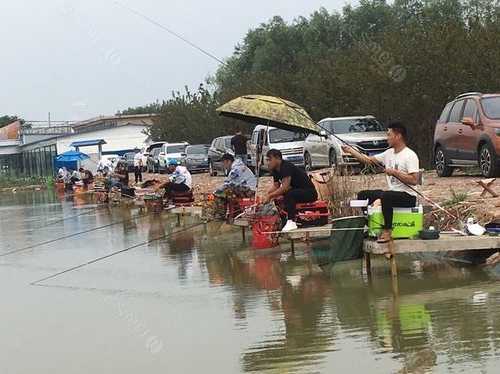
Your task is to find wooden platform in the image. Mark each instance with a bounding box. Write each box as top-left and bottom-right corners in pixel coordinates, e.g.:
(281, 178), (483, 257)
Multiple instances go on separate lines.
(364, 234), (500, 255)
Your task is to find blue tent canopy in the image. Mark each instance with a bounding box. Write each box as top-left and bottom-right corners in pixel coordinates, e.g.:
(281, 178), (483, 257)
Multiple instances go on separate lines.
(54, 151), (90, 172)
(56, 150), (90, 162)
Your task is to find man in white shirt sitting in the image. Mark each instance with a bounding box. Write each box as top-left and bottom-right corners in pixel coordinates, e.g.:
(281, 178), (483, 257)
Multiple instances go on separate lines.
(342, 122), (420, 243)
(157, 159), (192, 200)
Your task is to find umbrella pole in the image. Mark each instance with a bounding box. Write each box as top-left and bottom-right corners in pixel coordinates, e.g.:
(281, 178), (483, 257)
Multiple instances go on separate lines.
(254, 124), (269, 208)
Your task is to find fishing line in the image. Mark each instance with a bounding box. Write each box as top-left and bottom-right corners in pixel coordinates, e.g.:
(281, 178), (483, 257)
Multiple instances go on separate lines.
(0, 210), (152, 258)
(35, 206), (106, 230)
(111, 2), (458, 222)
(30, 221), (206, 286)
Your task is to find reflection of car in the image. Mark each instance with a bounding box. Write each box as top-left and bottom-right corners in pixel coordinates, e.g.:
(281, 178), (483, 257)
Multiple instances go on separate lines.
(98, 154), (121, 172)
(248, 125), (306, 173)
(434, 92), (500, 178)
(122, 152), (138, 172)
(140, 142), (165, 171)
(304, 116), (388, 170)
(158, 142), (189, 172)
(147, 148), (162, 173)
(208, 136), (234, 176)
(185, 144), (209, 173)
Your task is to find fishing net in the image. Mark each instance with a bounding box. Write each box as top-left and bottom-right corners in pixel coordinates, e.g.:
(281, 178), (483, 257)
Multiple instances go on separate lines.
(312, 216), (367, 268)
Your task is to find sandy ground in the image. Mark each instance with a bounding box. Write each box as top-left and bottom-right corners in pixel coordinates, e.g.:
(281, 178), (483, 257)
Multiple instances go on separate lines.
(140, 169), (489, 202)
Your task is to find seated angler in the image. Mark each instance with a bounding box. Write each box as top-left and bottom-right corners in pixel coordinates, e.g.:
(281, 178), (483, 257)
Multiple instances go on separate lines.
(156, 159), (192, 202)
(111, 161), (129, 190)
(342, 121), (420, 243)
(79, 167), (94, 188)
(216, 153), (257, 198)
(263, 149), (318, 232)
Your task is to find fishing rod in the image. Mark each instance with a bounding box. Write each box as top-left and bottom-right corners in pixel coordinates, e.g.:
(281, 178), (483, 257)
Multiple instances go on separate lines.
(110, 2), (459, 222)
(30, 221), (206, 286)
(0, 210), (152, 258)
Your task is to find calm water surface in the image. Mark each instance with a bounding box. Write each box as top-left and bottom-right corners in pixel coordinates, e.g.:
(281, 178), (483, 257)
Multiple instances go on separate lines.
(1, 190), (500, 373)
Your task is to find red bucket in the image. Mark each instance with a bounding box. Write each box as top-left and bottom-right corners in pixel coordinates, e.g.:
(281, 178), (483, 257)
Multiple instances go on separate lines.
(251, 215), (280, 249)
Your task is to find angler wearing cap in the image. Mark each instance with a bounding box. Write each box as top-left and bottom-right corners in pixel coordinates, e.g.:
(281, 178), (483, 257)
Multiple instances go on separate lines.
(342, 121), (420, 243)
(211, 154), (256, 219)
(156, 159), (192, 200)
(217, 153), (257, 197)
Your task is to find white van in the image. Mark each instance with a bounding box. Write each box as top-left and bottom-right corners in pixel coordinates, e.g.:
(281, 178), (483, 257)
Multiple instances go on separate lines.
(248, 125), (307, 172)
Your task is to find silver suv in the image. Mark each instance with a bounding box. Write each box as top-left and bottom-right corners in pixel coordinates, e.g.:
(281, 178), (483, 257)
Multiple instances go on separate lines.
(303, 116), (389, 170)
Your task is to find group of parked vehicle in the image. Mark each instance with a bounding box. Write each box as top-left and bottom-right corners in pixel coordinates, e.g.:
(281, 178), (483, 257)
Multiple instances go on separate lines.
(124, 115), (392, 177)
(138, 142), (210, 174)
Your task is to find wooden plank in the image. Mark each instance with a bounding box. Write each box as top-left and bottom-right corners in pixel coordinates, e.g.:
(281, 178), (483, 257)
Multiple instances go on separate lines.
(364, 234), (500, 255)
(169, 206), (203, 216)
(232, 219), (250, 227)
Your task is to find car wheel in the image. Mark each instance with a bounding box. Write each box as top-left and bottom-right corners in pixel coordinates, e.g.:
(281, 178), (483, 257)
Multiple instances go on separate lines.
(479, 143), (500, 177)
(304, 152), (313, 171)
(209, 161), (217, 177)
(329, 149), (337, 168)
(435, 147), (454, 177)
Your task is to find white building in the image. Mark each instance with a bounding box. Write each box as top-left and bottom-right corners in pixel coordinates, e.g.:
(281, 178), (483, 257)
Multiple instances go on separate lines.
(7, 114), (158, 176)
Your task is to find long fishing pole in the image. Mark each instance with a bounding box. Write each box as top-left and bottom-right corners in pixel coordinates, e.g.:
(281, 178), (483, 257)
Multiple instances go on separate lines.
(110, 1), (459, 222)
(0, 210), (151, 258)
(30, 221), (206, 286)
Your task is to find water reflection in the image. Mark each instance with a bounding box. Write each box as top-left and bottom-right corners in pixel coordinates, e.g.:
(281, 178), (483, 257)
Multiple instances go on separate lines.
(197, 230), (500, 373)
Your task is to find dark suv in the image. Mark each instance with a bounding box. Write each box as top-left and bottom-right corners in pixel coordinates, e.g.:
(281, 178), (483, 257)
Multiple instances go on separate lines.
(208, 136), (234, 176)
(434, 92), (500, 177)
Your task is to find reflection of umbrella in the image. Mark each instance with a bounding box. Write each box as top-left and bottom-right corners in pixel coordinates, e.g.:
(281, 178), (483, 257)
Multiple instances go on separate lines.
(217, 95), (320, 134)
(56, 150), (90, 162)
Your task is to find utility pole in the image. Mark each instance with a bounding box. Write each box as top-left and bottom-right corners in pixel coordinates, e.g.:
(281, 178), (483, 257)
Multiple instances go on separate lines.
(48, 112), (51, 127)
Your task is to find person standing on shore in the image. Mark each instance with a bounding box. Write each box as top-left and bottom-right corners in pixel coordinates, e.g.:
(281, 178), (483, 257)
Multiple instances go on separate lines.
(231, 131), (248, 164)
(133, 151), (143, 184)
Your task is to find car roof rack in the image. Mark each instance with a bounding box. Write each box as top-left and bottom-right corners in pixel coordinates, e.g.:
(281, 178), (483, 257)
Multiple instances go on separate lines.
(455, 92), (483, 100)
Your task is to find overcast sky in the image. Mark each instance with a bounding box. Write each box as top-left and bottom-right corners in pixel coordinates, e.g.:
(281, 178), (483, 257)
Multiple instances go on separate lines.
(1, 0), (353, 121)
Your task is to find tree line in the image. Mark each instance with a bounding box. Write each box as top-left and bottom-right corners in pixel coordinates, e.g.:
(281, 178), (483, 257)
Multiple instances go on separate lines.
(122, 0), (500, 167)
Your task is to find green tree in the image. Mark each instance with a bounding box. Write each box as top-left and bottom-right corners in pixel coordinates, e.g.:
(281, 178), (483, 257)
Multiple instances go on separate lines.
(0, 115), (20, 128)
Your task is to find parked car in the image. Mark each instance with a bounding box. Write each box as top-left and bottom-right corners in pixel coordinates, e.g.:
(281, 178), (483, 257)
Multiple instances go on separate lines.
(434, 92), (500, 178)
(208, 136), (235, 176)
(248, 125), (306, 173)
(185, 144), (209, 173)
(121, 151), (138, 172)
(158, 142), (189, 172)
(304, 116), (389, 170)
(140, 142), (165, 171)
(147, 147), (162, 173)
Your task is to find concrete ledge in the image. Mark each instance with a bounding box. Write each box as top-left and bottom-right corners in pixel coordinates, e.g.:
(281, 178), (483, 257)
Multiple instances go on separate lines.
(364, 234), (500, 255)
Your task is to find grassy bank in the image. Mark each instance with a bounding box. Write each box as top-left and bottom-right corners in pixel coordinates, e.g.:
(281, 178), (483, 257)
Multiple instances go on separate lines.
(0, 176), (53, 190)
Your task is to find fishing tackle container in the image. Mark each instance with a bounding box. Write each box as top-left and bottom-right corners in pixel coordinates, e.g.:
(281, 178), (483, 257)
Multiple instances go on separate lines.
(368, 206), (423, 239)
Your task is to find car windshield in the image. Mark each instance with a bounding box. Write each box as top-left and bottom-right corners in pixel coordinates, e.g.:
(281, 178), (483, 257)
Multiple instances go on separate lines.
(481, 97), (500, 119)
(324, 119), (385, 134)
(166, 145), (186, 154)
(268, 129), (307, 144)
(186, 145), (208, 154)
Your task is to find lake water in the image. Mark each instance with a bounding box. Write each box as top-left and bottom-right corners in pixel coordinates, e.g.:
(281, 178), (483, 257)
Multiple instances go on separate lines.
(1, 190), (500, 373)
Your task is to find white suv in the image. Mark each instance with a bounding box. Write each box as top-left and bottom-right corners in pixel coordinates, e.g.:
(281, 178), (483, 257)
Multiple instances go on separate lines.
(303, 116), (389, 170)
(158, 142), (189, 172)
